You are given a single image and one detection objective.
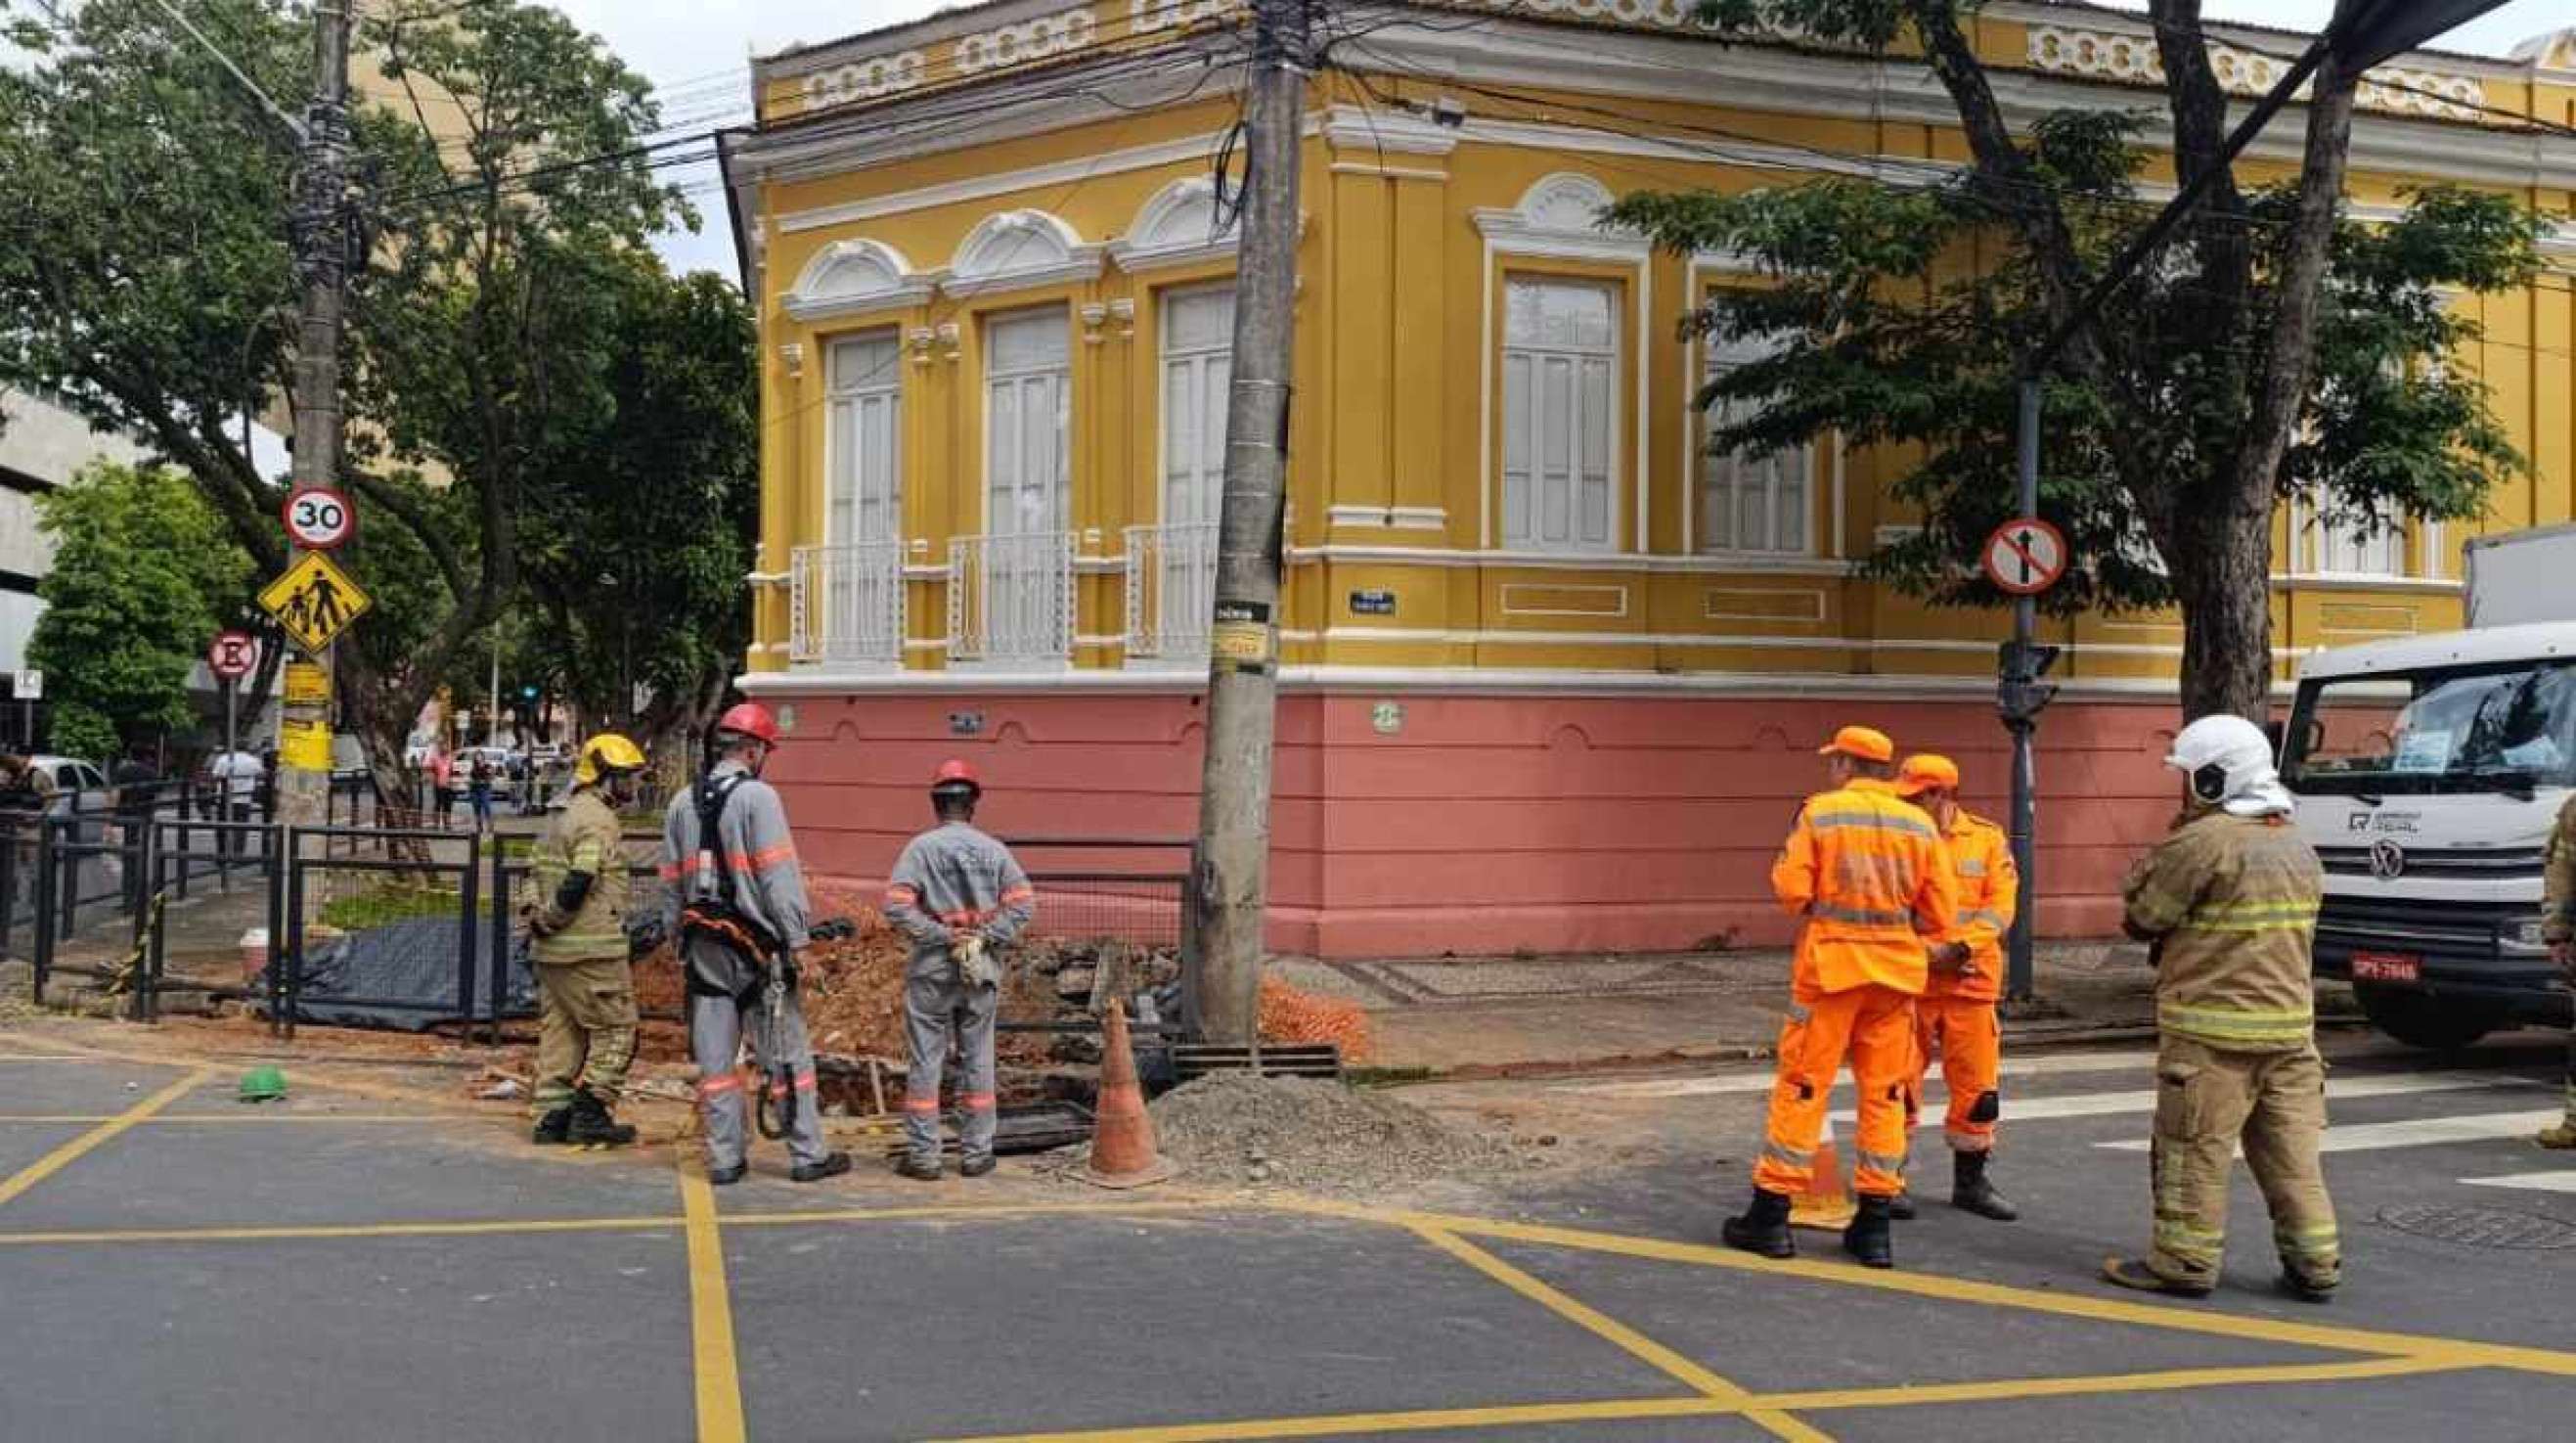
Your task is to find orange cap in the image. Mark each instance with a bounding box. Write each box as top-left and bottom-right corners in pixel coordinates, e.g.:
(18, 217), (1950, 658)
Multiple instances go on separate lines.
(1818, 726), (1895, 764)
(1896, 753), (1960, 795)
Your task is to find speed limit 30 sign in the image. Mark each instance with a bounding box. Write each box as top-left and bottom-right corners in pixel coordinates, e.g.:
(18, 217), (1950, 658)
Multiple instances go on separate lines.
(283, 486), (356, 550)
(1981, 519), (2068, 597)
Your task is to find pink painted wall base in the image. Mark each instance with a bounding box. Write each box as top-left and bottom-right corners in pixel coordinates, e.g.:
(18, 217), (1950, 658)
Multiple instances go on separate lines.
(759, 687), (2184, 958)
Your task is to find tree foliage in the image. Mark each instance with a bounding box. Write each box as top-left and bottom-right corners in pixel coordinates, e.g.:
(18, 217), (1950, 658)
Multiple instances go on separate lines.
(1609, 0), (2551, 718)
(27, 464), (253, 758)
(0, 0), (713, 789)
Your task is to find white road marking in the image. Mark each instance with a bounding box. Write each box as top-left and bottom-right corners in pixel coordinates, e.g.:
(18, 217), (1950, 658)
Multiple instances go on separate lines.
(1568, 1049), (2156, 1100)
(1836, 1071), (2504, 1126)
(2097, 1109), (2563, 1154)
(2460, 1170), (2576, 1195)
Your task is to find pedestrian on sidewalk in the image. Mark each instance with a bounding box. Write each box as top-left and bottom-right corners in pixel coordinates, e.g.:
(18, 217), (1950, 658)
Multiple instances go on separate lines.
(882, 760), (1035, 1182)
(1723, 725), (1955, 1269)
(2537, 789), (2576, 1150)
(428, 744), (455, 827)
(663, 704), (850, 1185)
(524, 734), (649, 1149)
(2104, 714), (2338, 1303)
(1891, 753), (2019, 1223)
(468, 754), (494, 831)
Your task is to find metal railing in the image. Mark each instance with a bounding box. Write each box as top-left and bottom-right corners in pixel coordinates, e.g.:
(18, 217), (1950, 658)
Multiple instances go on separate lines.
(1122, 520), (1220, 661)
(789, 539), (907, 668)
(948, 530), (1075, 665)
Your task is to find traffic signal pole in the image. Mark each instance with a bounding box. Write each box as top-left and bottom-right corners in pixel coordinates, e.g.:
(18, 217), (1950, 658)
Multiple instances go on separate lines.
(280, 2), (352, 831)
(1191, 0), (1309, 1043)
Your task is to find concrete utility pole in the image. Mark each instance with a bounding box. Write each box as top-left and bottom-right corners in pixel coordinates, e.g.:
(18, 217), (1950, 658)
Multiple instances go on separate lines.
(279, 2), (353, 830)
(1192, 0), (1310, 1043)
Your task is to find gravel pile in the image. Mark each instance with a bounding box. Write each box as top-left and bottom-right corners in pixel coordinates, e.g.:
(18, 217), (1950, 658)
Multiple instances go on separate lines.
(1147, 1072), (1526, 1194)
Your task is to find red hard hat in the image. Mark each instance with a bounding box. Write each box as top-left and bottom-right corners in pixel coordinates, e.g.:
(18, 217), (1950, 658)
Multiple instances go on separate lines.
(931, 758), (980, 791)
(715, 702), (780, 746)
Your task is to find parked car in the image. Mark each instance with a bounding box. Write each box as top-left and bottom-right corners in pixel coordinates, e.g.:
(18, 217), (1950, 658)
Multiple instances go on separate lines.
(28, 754), (112, 840)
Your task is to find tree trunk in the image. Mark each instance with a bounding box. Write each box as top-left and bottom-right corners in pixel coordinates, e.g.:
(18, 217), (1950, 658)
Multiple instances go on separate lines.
(2173, 500), (2276, 723)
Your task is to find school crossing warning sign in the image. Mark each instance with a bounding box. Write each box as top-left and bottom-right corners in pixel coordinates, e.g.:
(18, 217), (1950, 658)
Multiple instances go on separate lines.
(258, 552), (371, 654)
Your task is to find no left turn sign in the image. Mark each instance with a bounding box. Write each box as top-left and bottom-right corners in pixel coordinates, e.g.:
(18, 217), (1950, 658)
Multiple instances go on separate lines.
(1981, 519), (2068, 597)
(282, 486), (356, 550)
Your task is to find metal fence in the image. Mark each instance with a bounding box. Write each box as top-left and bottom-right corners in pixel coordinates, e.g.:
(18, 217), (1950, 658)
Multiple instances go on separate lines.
(8, 821), (1209, 1043)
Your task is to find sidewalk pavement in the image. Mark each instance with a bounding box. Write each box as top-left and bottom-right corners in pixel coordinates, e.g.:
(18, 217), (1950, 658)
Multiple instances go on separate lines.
(1273, 943), (2362, 1078)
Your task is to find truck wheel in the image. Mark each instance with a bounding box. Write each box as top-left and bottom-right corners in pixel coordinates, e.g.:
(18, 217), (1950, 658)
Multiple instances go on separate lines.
(2354, 984), (2500, 1051)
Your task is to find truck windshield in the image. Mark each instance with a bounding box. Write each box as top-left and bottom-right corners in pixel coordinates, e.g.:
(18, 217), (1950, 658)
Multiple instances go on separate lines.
(2285, 660), (2576, 795)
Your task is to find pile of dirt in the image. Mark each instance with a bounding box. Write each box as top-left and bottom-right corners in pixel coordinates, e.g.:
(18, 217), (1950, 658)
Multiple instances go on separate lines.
(1145, 1072), (1525, 1194)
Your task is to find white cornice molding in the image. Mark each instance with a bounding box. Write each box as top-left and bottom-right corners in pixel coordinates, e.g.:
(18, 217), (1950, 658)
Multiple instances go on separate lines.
(942, 209), (1104, 297)
(779, 132), (1221, 234)
(1322, 107), (1458, 157)
(1105, 175), (1240, 274)
(781, 238), (934, 322)
(1472, 170), (1650, 263)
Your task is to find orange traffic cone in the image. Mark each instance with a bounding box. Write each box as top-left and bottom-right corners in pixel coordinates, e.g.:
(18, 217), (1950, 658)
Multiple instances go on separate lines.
(1083, 1002), (1174, 1189)
(1789, 1114), (1858, 1231)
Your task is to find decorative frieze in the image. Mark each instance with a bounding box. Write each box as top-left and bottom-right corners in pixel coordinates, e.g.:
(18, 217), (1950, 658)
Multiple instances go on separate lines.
(2026, 24), (2485, 123)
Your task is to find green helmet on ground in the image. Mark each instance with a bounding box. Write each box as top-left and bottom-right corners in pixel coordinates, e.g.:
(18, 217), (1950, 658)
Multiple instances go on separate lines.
(238, 1065), (288, 1104)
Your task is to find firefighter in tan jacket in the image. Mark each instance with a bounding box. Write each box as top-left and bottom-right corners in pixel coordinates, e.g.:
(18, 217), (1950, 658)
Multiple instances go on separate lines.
(2106, 715), (2338, 1303)
(2539, 793), (2576, 1150)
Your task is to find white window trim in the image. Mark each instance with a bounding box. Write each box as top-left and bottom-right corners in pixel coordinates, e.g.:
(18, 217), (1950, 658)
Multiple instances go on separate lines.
(824, 329), (905, 547)
(1686, 293), (1819, 561)
(1496, 276), (1625, 555)
(1474, 173), (1652, 554)
(2286, 499), (2419, 583)
(784, 239), (932, 322)
(980, 306), (1073, 535)
(1155, 281), (1234, 527)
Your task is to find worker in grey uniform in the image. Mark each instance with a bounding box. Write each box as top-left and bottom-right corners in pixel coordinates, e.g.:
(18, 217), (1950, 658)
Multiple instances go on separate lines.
(659, 701), (852, 1186)
(882, 759), (1036, 1181)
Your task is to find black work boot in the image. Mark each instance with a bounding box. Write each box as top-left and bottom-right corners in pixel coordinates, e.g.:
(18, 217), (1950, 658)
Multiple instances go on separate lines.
(1721, 1189), (1796, 1259)
(790, 1150), (853, 1184)
(531, 1107), (571, 1146)
(1887, 1191), (1918, 1221)
(1843, 1195), (1895, 1269)
(1951, 1150), (2019, 1221)
(894, 1154), (943, 1183)
(566, 1088), (637, 1148)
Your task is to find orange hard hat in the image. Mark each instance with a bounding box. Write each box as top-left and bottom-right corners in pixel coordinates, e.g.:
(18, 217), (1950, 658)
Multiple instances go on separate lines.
(1818, 726), (1895, 764)
(715, 702), (780, 746)
(931, 758), (981, 793)
(1896, 753), (1961, 795)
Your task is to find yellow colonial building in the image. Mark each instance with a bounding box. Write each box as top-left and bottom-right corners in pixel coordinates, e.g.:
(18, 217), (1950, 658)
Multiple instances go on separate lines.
(717, 0), (2576, 957)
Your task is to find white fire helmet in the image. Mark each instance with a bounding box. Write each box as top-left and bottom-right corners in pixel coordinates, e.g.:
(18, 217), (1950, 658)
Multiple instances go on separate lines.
(2164, 714), (2294, 818)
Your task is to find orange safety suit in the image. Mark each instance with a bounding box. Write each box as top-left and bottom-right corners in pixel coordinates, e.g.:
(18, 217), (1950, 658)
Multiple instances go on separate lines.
(1911, 809), (2019, 1154)
(1758, 778), (1960, 1198)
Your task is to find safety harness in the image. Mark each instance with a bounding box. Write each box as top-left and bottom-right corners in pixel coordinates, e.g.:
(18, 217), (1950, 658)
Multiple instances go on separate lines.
(676, 771), (799, 1140)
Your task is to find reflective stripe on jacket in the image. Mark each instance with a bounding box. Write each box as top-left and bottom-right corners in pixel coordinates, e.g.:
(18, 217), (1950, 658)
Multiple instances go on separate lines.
(2123, 810), (2324, 1053)
(657, 761), (812, 951)
(882, 821), (1036, 975)
(1771, 777), (1958, 996)
(2544, 794), (2576, 945)
(1930, 810), (2018, 1002)
(531, 790), (629, 963)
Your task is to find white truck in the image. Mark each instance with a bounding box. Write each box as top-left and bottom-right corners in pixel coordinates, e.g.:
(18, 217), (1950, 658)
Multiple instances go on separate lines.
(2280, 523), (2576, 1049)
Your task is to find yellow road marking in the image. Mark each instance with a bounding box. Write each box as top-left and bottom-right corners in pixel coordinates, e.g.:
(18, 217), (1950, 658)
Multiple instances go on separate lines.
(1409, 1225), (1830, 1443)
(0, 1068), (209, 1210)
(678, 1159), (747, 1443)
(1757, 1353), (2473, 1411)
(0, 1114), (437, 1124)
(1304, 1201), (2576, 1375)
(722, 1199), (1222, 1230)
(920, 1355), (2485, 1443)
(0, 1215), (685, 1246)
(923, 1397), (1745, 1443)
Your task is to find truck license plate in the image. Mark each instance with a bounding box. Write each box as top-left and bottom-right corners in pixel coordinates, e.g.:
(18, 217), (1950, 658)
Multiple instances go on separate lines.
(2351, 952), (2421, 983)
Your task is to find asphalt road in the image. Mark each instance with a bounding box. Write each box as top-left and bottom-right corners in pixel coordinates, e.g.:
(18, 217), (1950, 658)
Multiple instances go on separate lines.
(1, 1025), (2571, 1443)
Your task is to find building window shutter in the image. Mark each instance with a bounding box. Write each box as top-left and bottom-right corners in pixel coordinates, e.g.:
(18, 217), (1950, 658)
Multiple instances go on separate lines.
(1499, 278), (1619, 553)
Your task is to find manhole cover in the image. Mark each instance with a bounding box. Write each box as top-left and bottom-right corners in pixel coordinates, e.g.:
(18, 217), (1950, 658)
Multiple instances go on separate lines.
(2376, 1204), (2576, 1250)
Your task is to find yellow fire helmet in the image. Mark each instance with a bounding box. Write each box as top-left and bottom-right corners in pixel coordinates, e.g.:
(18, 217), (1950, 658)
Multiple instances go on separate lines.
(574, 733), (647, 786)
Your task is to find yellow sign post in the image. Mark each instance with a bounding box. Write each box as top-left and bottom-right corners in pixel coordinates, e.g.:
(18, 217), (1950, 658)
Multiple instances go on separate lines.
(258, 553), (372, 654)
